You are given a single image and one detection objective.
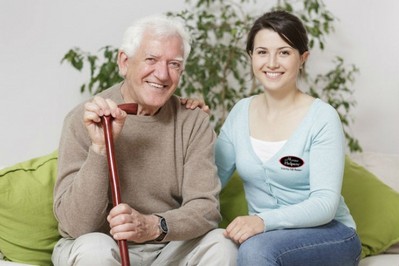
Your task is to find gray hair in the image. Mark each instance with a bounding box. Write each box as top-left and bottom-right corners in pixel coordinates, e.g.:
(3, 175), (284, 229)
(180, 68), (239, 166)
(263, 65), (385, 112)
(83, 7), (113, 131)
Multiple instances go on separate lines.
(120, 15), (191, 66)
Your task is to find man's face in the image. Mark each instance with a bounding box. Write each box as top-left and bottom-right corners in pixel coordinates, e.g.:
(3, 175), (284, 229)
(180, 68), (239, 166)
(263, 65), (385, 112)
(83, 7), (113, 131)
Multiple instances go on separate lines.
(118, 32), (184, 115)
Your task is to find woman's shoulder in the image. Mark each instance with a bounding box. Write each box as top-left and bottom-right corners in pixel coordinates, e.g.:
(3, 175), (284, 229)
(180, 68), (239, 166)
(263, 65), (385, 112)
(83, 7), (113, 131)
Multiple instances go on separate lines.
(230, 96), (253, 113)
(308, 98), (342, 127)
(312, 98), (339, 116)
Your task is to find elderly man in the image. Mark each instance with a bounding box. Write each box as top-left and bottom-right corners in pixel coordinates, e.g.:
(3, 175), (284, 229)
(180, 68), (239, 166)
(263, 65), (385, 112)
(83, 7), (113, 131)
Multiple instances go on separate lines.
(52, 15), (237, 265)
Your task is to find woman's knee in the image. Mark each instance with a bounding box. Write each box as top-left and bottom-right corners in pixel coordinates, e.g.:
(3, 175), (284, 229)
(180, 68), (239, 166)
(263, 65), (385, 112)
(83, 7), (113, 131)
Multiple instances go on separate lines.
(238, 233), (280, 266)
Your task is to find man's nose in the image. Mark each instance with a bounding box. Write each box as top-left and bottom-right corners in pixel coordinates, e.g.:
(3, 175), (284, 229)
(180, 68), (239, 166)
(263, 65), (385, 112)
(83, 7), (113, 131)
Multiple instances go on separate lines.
(154, 62), (170, 80)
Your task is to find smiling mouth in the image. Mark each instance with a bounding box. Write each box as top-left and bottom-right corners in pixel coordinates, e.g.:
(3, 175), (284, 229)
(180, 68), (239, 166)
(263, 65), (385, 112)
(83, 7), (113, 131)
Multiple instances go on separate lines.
(147, 82), (167, 89)
(265, 72), (283, 78)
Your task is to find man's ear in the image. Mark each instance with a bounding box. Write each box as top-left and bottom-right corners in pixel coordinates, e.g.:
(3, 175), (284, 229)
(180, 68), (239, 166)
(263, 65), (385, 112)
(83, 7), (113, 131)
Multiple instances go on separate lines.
(117, 50), (129, 77)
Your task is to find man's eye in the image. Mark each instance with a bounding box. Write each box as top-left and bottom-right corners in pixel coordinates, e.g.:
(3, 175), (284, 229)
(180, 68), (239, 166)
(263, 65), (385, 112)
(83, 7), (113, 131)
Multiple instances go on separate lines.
(145, 58), (156, 64)
(169, 61), (181, 69)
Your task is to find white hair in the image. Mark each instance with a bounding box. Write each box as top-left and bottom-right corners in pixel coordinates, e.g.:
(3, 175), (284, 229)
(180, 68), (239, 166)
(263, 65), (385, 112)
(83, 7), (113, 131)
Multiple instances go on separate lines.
(120, 15), (191, 65)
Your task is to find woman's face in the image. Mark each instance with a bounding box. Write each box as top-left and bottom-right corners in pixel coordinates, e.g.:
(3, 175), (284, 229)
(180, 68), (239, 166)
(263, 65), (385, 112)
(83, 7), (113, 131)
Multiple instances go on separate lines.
(251, 28), (308, 93)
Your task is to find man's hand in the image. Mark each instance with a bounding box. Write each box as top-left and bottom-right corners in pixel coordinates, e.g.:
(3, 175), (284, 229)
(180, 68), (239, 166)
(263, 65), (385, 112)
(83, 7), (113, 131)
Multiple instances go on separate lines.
(224, 215), (264, 244)
(180, 97), (210, 114)
(107, 203), (160, 243)
(83, 96), (127, 155)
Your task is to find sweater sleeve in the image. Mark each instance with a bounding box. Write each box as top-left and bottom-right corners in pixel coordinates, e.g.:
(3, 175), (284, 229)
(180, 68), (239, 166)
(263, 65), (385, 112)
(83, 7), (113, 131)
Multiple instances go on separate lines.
(53, 105), (112, 238)
(159, 109), (222, 241)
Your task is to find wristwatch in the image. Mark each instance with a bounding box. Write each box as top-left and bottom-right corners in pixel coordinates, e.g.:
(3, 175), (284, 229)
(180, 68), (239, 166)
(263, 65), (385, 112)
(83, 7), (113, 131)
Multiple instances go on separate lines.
(155, 215), (168, 241)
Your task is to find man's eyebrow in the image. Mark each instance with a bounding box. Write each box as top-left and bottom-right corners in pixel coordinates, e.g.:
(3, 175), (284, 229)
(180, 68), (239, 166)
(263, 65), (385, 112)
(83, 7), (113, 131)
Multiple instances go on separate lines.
(171, 57), (184, 62)
(146, 53), (183, 62)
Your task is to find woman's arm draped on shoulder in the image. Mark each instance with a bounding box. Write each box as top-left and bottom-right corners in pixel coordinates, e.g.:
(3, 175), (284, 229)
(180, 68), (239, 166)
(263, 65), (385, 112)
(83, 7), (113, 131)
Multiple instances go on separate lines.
(215, 119), (236, 188)
(215, 99), (248, 188)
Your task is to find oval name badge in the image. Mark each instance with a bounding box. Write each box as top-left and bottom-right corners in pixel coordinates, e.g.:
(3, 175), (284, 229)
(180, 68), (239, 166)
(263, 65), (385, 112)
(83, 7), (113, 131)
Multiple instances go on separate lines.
(279, 156), (304, 168)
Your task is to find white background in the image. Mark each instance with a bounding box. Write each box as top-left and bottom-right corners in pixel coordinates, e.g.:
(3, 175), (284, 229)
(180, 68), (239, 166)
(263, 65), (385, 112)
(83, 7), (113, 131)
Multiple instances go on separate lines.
(1, 0), (398, 167)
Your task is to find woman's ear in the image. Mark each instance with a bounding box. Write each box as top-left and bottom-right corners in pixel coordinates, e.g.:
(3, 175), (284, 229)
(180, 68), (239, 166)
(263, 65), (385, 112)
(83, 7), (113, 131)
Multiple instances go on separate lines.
(117, 51), (129, 77)
(301, 51), (310, 66)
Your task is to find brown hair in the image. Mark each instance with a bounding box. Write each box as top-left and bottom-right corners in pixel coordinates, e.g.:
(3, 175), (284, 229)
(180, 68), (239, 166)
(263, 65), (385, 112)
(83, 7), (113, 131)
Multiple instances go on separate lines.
(246, 10), (309, 56)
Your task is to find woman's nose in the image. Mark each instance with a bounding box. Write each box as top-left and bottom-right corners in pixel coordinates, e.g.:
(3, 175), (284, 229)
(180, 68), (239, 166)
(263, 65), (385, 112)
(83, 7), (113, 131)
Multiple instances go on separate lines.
(267, 54), (279, 69)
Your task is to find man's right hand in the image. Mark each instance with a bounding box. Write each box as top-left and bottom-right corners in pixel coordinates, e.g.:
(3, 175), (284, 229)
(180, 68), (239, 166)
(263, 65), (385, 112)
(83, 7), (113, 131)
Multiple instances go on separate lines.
(83, 96), (127, 155)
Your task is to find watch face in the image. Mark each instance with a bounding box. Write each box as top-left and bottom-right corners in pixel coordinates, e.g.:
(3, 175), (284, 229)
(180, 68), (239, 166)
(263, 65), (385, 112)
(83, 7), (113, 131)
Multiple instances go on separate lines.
(160, 218), (168, 233)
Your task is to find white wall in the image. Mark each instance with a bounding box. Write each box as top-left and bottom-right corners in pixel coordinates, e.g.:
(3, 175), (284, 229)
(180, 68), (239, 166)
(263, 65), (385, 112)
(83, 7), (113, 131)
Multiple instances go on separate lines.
(311, 0), (399, 156)
(1, 0), (398, 167)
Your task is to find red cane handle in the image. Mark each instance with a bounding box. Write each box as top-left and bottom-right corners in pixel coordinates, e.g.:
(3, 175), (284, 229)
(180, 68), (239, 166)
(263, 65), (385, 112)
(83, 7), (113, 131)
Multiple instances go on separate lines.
(118, 103), (138, 115)
(101, 103), (138, 266)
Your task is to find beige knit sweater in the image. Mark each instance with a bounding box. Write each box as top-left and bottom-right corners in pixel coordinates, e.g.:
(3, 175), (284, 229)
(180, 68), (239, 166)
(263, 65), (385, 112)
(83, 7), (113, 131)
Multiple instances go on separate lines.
(53, 83), (221, 242)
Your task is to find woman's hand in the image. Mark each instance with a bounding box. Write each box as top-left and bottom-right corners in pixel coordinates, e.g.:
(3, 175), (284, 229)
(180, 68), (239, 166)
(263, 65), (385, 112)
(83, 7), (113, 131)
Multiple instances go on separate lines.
(83, 96), (127, 155)
(180, 97), (210, 114)
(224, 215), (265, 244)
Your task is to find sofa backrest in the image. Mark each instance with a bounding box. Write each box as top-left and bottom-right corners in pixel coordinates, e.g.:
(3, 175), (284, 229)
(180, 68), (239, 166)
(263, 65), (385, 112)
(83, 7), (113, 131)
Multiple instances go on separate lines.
(350, 152), (399, 192)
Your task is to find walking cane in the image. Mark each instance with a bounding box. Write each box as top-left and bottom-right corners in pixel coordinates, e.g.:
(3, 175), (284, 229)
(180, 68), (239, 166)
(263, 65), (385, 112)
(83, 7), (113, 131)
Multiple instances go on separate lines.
(101, 103), (138, 266)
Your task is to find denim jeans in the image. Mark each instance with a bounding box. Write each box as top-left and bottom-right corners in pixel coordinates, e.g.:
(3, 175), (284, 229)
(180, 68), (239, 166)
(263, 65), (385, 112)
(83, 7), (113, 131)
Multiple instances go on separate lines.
(238, 220), (362, 266)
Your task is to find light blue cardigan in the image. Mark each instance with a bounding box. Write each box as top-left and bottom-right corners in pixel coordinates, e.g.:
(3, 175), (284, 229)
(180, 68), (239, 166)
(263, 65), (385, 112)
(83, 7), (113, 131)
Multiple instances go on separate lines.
(215, 97), (356, 231)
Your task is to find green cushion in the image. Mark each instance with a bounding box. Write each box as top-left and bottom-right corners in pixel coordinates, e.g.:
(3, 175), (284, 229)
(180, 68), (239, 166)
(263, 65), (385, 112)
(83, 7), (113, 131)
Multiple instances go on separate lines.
(0, 151), (61, 265)
(219, 171), (248, 228)
(342, 156), (399, 258)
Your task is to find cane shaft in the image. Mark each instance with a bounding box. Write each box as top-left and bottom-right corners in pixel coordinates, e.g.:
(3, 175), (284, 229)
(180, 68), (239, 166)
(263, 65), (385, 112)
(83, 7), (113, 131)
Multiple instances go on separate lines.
(101, 102), (138, 266)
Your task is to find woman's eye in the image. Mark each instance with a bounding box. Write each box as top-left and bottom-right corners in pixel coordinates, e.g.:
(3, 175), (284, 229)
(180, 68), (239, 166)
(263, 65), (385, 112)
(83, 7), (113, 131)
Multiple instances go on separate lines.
(257, 50), (267, 55)
(280, 50), (290, 56)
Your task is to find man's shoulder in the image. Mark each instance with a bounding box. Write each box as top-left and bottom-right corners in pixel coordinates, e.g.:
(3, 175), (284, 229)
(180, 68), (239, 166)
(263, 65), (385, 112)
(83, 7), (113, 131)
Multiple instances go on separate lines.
(65, 83), (122, 118)
(96, 83), (123, 102)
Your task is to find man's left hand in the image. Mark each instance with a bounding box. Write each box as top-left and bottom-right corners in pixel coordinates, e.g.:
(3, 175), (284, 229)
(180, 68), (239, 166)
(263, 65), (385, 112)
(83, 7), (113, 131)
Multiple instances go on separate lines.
(107, 203), (160, 243)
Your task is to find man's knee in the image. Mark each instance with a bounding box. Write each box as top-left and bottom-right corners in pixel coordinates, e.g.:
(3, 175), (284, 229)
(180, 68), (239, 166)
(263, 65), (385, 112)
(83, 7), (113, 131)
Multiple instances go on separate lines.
(53, 233), (120, 266)
(201, 229), (238, 263)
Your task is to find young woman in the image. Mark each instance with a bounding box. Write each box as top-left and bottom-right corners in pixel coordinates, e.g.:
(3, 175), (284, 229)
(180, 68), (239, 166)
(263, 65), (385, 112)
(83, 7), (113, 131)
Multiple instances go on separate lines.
(215, 10), (362, 266)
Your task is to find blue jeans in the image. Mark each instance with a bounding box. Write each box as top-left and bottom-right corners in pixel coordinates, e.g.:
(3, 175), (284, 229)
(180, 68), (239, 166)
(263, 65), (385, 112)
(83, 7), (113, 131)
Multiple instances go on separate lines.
(238, 220), (362, 266)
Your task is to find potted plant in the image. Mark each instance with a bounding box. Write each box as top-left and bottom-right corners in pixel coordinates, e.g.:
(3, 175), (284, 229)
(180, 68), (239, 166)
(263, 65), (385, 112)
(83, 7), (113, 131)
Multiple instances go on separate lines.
(61, 0), (361, 152)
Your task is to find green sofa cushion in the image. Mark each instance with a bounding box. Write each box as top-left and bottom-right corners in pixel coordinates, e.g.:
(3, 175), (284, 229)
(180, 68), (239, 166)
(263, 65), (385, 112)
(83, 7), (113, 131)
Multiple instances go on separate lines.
(219, 156), (399, 259)
(220, 171), (248, 228)
(342, 156), (399, 258)
(0, 151), (60, 265)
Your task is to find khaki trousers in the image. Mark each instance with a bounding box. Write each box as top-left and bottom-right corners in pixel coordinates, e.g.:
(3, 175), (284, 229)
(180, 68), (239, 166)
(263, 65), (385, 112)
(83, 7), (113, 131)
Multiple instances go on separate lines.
(52, 229), (237, 266)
